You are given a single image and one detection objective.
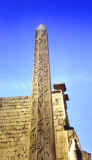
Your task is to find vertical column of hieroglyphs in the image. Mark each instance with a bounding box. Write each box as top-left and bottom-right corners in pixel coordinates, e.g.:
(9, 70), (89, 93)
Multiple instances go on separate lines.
(30, 24), (56, 160)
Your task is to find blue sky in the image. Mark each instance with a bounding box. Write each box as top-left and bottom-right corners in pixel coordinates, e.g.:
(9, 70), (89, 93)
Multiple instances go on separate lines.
(0, 0), (92, 154)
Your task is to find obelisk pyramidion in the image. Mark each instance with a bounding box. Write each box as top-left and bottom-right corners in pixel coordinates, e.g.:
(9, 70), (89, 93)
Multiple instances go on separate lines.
(30, 24), (56, 160)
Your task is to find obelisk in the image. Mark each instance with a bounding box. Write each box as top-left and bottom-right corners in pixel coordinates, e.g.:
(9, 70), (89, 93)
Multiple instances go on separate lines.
(30, 24), (56, 160)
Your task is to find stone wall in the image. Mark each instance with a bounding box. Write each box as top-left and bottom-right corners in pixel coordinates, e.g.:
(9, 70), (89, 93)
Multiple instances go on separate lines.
(0, 96), (31, 160)
(52, 84), (91, 160)
(0, 85), (91, 160)
(52, 89), (69, 160)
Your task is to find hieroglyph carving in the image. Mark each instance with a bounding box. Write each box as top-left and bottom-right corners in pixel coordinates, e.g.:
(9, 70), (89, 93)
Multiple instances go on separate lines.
(30, 26), (56, 160)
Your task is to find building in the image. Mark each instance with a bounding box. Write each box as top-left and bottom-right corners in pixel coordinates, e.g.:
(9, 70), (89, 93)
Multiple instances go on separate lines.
(0, 24), (91, 160)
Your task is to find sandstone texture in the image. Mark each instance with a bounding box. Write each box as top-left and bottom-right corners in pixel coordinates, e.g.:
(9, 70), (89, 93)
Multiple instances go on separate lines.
(30, 24), (56, 160)
(0, 24), (91, 160)
(0, 96), (31, 160)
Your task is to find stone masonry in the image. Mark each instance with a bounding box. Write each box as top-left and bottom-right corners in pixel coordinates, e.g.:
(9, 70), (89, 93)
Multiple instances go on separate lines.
(0, 24), (91, 160)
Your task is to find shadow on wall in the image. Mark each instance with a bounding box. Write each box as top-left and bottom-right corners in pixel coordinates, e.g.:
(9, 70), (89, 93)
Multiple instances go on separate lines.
(75, 139), (83, 160)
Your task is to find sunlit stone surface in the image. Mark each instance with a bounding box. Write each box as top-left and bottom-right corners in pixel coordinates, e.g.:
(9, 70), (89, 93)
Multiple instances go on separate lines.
(0, 24), (91, 160)
(30, 24), (56, 160)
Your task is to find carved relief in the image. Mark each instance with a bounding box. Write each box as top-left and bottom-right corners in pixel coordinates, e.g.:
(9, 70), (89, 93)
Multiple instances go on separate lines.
(30, 26), (55, 160)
